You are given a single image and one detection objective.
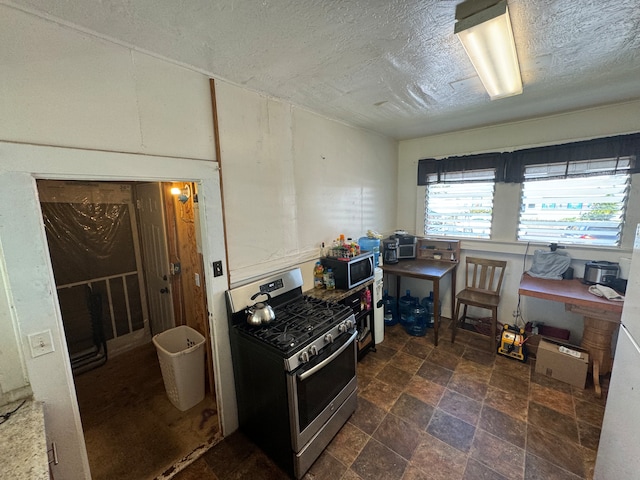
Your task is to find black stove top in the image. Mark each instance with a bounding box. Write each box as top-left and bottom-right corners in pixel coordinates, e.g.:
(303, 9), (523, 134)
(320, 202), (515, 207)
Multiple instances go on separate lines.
(233, 296), (353, 355)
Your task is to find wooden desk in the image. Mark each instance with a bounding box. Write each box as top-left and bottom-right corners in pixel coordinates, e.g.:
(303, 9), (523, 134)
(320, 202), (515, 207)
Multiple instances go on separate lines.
(519, 274), (623, 396)
(381, 260), (457, 346)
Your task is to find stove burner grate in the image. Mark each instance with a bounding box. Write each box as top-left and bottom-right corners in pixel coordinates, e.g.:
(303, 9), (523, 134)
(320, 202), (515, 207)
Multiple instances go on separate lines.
(274, 332), (297, 348)
(234, 295), (352, 354)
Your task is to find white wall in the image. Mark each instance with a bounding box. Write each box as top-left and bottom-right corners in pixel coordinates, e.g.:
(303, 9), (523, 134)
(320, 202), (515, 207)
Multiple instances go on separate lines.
(215, 81), (398, 286)
(0, 240), (31, 405)
(398, 101), (640, 343)
(0, 6), (215, 158)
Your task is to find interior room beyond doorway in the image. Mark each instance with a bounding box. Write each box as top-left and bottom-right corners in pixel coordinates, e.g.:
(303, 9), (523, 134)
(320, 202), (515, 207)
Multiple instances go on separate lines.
(36, 179), (221, 479)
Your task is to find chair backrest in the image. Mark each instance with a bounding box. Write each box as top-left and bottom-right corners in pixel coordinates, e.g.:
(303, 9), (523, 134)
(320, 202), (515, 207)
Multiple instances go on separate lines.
(463, 257), (507, 295)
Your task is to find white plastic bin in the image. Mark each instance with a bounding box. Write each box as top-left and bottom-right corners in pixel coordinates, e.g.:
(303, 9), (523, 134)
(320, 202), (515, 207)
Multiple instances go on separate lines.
(152, 325), (206, 411)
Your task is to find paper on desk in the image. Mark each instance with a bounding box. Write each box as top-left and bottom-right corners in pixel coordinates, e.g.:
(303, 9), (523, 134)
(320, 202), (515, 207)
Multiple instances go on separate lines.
(588, 284), (625, 302)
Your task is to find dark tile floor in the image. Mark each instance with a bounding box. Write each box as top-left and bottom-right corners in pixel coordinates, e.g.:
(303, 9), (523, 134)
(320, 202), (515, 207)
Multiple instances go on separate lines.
(174, 322), (608, 480)
(74, 342), (220, 480)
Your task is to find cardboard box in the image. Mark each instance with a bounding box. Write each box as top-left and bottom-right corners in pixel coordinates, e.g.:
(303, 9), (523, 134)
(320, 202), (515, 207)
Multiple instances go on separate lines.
(526, 333), (573, 359)
(535, 339), (589, 389)
(524, 323), (571, 359)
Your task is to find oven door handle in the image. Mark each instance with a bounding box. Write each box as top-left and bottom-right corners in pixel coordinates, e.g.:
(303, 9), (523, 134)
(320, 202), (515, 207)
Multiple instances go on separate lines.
(298, 330), (357, 381)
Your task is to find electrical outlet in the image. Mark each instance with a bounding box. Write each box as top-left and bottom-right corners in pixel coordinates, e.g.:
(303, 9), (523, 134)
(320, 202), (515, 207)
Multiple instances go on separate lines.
(194, 272), (201, 287)
(213, 261), (223, 277)
(28, 330), (55, 358)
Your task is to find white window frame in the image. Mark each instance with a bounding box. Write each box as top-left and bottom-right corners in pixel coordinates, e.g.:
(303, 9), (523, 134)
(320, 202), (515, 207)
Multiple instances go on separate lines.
(424, 169), (496, 239)
(517, 157), (631, 247)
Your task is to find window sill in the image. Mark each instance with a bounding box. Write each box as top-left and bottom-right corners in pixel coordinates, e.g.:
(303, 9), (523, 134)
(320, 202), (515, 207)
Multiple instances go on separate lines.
(458, 238), (631, 262)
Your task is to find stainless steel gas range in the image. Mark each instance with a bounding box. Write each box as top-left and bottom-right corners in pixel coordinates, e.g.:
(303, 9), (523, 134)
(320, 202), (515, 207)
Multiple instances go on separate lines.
(226, 268), (358, 479)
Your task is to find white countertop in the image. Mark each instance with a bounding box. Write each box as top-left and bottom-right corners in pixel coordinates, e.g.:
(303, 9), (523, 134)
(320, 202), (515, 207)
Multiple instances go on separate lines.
(0, 398), (49, 480)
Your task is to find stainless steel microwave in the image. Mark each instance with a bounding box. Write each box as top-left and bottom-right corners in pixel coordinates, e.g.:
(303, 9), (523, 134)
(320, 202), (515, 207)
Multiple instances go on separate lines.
(321, 251), (375, 290)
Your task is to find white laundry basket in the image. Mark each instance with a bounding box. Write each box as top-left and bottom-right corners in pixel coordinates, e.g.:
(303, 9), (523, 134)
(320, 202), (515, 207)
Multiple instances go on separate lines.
(152, 325), (206, 411)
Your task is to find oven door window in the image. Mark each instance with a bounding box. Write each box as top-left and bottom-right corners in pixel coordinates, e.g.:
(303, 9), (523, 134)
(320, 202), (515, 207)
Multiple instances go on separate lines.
(295, 337), (356, 432)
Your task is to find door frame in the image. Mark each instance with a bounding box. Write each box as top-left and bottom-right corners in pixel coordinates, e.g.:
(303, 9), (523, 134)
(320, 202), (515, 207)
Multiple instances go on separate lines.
(0, 141), (235, 480)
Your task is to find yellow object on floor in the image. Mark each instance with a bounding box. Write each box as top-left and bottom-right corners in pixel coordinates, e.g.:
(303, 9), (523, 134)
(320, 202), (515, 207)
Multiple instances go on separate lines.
(498, 324), (526, 361)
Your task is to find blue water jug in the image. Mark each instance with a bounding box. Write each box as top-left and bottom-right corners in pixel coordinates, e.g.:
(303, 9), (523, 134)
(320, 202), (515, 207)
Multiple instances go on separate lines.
(382, 290), (398, 326)
(405, 302), (428, 336)
(399, 290), (418, 326)
(421, 292), (439, 328)
(358, 236), (381, 267)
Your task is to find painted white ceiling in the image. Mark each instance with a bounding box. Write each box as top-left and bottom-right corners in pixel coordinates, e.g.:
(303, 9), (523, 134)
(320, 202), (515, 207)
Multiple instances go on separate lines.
(7, 0), (640, 140)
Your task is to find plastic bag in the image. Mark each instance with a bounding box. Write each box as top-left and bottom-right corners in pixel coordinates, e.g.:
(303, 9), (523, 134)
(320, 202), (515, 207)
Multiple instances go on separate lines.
(527, 249), (571, 280)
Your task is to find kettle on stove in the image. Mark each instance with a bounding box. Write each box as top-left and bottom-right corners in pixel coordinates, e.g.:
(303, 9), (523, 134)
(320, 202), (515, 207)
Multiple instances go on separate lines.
(246, 292), (276, 326)
(383, 238), (399, 264)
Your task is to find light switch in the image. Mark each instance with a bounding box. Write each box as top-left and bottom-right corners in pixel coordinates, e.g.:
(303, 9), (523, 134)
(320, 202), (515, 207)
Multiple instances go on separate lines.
(28, 329), (55, 358)
(213, 261), (223, 277)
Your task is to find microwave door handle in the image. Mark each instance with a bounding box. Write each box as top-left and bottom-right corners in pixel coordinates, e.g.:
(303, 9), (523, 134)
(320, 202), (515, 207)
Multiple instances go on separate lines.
(298, 330), (357, 381)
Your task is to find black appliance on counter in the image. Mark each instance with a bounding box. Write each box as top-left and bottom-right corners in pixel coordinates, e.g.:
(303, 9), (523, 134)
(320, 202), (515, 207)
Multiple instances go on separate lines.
(321, 250), (374, 290)
(382, 238), (399, 264)
(392, 232), (417, 259)
(226, 268), (358, 479)
(583, 260), (619, 286)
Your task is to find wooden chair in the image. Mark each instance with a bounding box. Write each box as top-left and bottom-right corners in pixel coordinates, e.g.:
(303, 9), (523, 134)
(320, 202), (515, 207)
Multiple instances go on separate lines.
(451, 257), (507, 352)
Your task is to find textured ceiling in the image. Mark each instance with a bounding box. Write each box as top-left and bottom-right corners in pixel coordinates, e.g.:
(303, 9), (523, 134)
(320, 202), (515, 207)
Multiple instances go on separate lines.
(6, 0), (640, 140)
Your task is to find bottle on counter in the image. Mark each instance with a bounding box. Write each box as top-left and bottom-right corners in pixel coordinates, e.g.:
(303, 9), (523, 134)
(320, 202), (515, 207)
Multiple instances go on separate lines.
(324, 268), (336, 290)
(360, 288), (372, 311)
(313, 262), (325, 289)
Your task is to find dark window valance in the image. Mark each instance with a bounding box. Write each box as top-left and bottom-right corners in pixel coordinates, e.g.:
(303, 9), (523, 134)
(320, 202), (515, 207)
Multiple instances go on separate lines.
(418, 152), (506, 184)
(417, 132), (640, 185)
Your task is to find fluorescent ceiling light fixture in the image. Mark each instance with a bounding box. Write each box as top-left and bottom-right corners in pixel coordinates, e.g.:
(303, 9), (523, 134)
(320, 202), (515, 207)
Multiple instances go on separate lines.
(455, 0), (522, 100)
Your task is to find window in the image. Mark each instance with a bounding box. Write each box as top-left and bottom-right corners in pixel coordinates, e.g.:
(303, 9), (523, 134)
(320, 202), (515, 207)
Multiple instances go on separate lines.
(518, 157), (631, 246)
(418, 133), (639, 246)
(424, 169), (495, 239)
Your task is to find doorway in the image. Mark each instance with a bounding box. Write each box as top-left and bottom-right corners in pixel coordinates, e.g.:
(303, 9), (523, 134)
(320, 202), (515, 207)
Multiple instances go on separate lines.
(38, 180), (151, 365)
(0, 143), (233, 479)
(37, 179), (222, 479)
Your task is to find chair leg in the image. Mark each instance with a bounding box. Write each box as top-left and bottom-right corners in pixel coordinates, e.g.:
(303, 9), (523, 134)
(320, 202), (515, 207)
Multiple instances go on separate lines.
(490, 307), (497, 353)
(452, 300), (461, 343)
(461, 305), (468, 328)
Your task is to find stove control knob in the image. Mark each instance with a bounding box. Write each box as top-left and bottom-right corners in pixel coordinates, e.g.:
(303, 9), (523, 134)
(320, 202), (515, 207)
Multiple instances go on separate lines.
(308, 345), (318, 357)
(299, 351), (309, 363)
(324, 333), (334, 344)
(338, 323), (348, 333)
(346, 319), (355, 330)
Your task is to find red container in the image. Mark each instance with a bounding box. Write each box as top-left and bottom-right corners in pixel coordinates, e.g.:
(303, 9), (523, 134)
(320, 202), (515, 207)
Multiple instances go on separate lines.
(538, 325), (570, 341)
